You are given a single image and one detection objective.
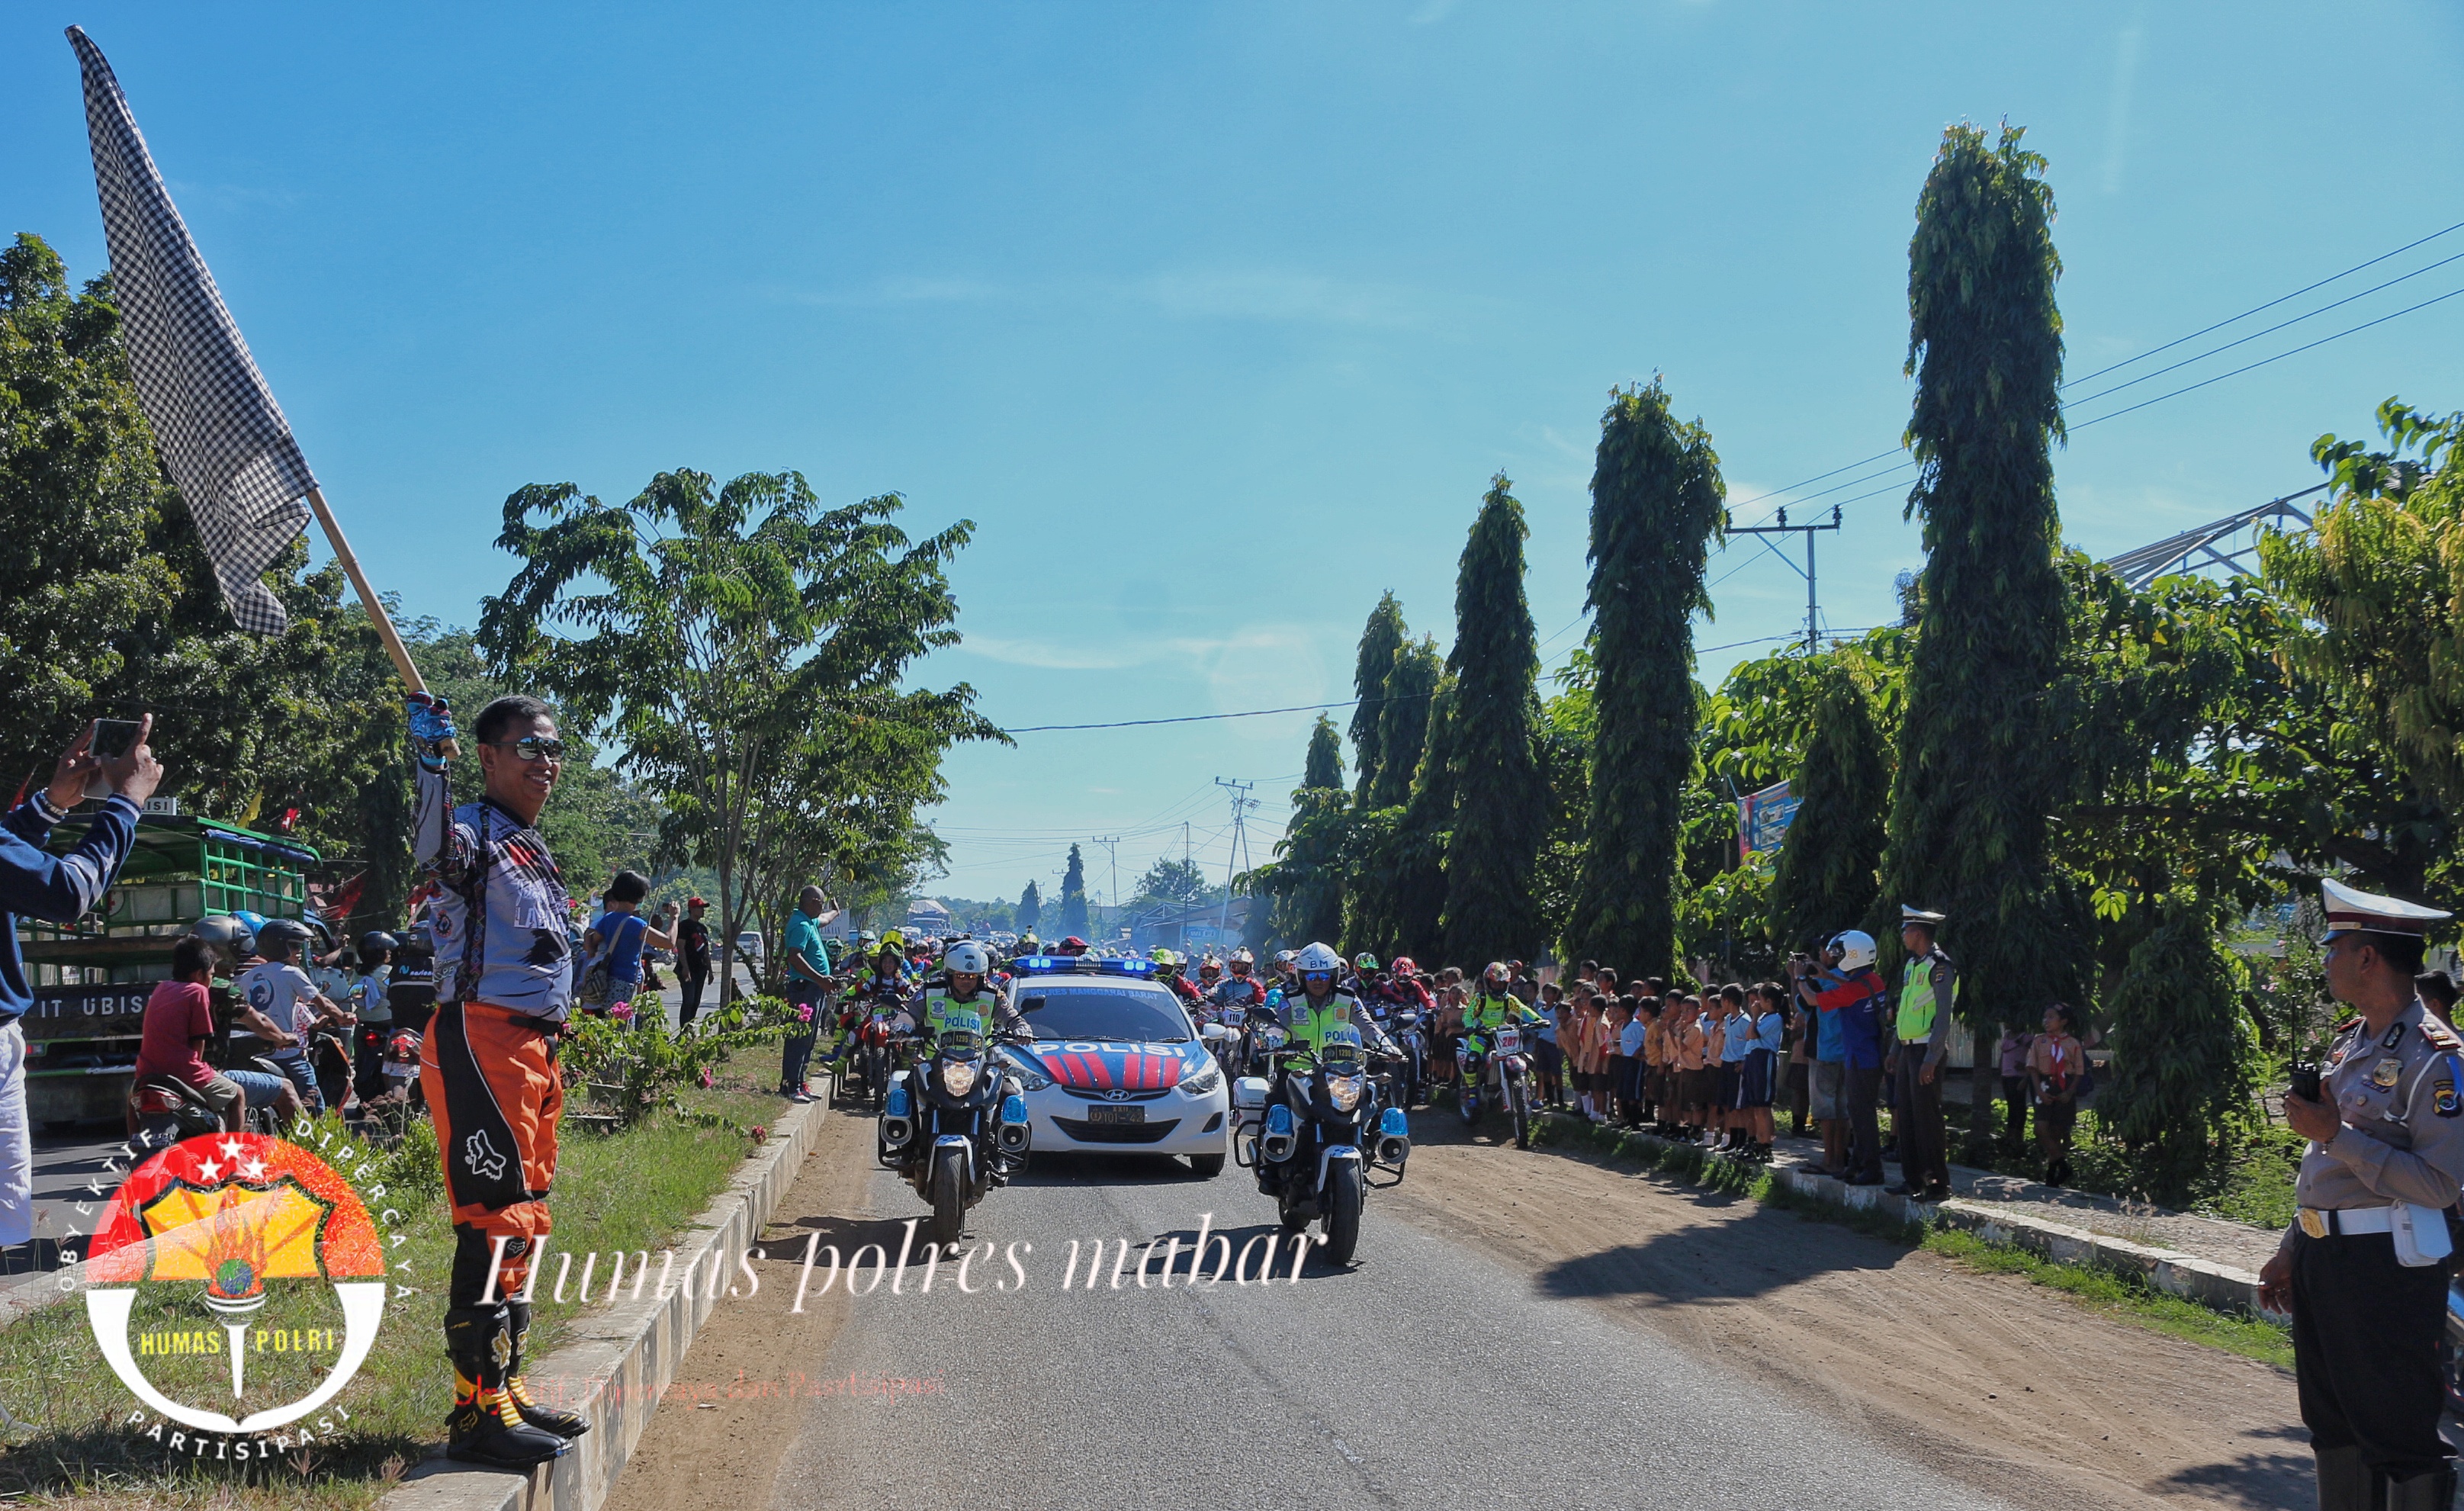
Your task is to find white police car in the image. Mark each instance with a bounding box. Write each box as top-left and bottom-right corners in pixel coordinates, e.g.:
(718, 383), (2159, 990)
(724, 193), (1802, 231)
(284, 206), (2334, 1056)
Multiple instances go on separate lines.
(997, 956), (1233, 1175)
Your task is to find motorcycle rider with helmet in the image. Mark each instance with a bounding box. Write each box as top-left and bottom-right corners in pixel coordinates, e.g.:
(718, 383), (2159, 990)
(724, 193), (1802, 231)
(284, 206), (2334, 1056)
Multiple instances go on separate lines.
(1460, 960), (1540, 1088)
(1206, 948), (1267, 1022)
(1278, 942), (1399, 1084)
(238, 918), (353, 1114)
(351, 930), (399, 1104)
(1152, 948), (1203, 1008)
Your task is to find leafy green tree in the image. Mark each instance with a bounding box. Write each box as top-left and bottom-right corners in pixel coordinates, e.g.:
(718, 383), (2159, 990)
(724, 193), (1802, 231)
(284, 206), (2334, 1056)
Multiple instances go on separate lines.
(1876, 124), (2075, 1158)
(1442, 474), (1547, 967)
(478, 468), (996, 995)
(1367, 635), (1442, 810)
(1350, 593), (1406, 804)
(1569, 381), (1727, 976)
(2264, 400), (2464, 818)
(1768, 666), (1890, 955)
(0, 232), (407, 925)
(1017, 879), (1041, 934)
(2094, 902), (2259, 1204)
(1136, 856), (1211, 906)
(1059, 843), (1090, 937)
(1251, 715), (1350, 947)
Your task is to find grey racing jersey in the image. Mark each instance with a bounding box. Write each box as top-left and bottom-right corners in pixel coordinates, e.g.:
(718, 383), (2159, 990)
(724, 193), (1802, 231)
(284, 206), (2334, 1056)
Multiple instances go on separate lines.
(413, 760), (574, 1022)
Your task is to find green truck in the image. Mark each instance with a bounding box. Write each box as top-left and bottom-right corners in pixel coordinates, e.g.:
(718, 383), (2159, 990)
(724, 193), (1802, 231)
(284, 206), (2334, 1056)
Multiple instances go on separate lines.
(17, 807), (320, 1127)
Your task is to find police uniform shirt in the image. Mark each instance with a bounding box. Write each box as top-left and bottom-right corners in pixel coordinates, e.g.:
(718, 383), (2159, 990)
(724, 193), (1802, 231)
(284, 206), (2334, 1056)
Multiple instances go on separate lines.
(2290, 997), (2464, 1233)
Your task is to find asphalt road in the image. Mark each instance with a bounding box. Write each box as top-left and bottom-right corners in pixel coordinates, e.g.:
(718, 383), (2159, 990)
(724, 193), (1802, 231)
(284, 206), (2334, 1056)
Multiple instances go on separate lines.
(765, 1139), (2016, 1511)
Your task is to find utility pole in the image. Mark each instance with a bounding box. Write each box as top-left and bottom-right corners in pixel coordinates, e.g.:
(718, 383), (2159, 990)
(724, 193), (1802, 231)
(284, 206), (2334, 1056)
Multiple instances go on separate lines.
(1090, 834), (1121, 939)
(1726, 503), (1842, 653)
(1214, 777), (1258, 947)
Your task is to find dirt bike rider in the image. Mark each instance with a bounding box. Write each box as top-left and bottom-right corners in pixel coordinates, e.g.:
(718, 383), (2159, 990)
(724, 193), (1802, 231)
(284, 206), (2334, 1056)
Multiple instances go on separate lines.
(1205, 948), (1267, 1024)
(1152, 948), (1203, 1009)
(1459, 960), (1540, 1087)
(1277, 942), (1399, 1088)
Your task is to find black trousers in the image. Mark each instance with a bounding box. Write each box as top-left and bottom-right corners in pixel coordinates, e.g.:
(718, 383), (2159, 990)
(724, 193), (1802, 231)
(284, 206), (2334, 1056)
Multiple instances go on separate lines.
(2000, 1073), (2029, 1147)
(1894, 1056), (1948, 1191)
(678, 971), (708, 1030)
(2290, 1229), (2453, 1481)
(1843, 1064), (1885, 1179)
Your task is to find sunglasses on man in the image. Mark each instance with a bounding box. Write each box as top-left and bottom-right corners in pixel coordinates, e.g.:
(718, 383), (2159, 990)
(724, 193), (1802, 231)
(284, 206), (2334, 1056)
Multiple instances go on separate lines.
(485, 736), (566, 761)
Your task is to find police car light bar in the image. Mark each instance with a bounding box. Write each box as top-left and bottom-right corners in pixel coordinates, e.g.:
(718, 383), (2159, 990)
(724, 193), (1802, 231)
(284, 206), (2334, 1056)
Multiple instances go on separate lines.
(1010, 956), (1158, 977)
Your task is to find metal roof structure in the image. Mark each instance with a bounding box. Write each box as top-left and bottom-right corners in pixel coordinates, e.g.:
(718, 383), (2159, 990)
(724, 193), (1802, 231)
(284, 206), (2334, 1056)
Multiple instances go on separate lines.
(2099, 482), (2331, 589)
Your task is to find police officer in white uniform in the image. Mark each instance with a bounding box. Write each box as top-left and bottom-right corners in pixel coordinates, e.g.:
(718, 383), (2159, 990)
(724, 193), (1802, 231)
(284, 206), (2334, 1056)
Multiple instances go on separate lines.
(2257, 879), (2464, 1511)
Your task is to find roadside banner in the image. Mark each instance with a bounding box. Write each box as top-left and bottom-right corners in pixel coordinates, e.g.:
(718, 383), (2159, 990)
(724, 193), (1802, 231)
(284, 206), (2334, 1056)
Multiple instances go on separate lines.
(1736, 778), (1801, 860)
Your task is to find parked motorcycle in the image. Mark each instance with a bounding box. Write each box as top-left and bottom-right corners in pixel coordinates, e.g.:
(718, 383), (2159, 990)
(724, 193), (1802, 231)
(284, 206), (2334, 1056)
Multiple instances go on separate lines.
(1457, 1023), (1536, 1149)
(1233, 1025), (1409, 1267)
(877, 1027), (1033, 1245)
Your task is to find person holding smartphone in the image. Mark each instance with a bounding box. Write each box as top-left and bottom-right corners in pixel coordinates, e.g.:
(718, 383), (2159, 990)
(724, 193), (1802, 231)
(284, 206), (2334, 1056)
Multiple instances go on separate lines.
(1, 717), (159, 1253)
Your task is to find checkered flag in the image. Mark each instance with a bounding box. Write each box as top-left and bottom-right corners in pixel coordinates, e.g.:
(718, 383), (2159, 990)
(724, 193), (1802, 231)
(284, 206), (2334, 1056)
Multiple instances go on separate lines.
(67, 27), (313, 635)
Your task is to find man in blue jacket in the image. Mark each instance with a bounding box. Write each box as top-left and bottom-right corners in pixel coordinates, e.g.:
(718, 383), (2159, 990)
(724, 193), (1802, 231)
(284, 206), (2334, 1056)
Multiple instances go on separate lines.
(2, 718), (158, 1252)
(1794, 927), (1889, 1186)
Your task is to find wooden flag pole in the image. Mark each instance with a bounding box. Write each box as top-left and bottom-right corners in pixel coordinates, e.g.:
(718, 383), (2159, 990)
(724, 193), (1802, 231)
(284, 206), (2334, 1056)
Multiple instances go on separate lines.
(306, 487), (458, 757)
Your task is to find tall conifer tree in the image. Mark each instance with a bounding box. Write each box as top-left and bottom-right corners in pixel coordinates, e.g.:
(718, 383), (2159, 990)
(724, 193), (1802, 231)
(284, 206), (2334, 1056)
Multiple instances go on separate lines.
(1569, 381), (1726, 976)
(1017, 879), (1041, 934)
(1391, 674), (1458, 961)
(1350, 593), (1405, 804)
(1878, 123), (2074, 1156)
(1768, 666), (1889, 953)
(1303, 712), (1344, 791)
(1442, 475), (1547, 966)
(1270, 714), (1351, 946)
(1367, 635), (1442, 810)
(1060, 843), (1091, 937)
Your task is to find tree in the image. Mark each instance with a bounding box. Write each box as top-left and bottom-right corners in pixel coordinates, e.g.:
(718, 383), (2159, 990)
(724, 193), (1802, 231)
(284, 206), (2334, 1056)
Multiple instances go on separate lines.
(1251, 715), (1350, 948)
(1350, 593), (1406, 804)
(1390, 675), (1459, 962)
(1568, 381), (1727, 976)
(1017, 879), (1042, 934)
(0, 233), (408, 927)
(1059, 843), (1090, 937)
(1135, 856), (1210, 906)
(1441, 474), (1548, 967)
(2265, 400), (2464, 817)
(2094, 902), (2259, 1204)
(1875, 123), (2075, 1159)
(1367, 635), (1442, 810)
(1768, 665), (1890, 955)
(478, 468), (997, 999)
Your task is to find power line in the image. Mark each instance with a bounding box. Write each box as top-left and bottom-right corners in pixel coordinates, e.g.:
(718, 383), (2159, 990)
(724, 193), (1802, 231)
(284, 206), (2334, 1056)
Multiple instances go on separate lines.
(1001, 693), (1430, 734)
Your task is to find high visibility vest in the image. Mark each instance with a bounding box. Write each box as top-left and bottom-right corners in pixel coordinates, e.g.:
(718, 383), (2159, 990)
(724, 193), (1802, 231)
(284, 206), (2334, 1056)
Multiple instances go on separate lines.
(924, 989), (989, 1046)
(1897, 955), (1946, 1041)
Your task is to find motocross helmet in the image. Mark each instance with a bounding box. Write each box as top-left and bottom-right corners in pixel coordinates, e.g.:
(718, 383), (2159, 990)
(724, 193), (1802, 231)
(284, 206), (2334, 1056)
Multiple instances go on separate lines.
(1353, 952), (1380, 973)
(1152, 947), (1179, 971)
(1227, 949), (1253, 975)
(1391, 956), (1418, 976)
(1197, 956), (1222, 979)
(1053, 936), (1090, 956)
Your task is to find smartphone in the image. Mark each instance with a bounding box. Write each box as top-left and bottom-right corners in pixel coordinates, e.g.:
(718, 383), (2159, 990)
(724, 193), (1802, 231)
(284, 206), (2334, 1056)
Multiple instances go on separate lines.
(84, 719), (142, 800)
(2289, 1063), (2323, 1102)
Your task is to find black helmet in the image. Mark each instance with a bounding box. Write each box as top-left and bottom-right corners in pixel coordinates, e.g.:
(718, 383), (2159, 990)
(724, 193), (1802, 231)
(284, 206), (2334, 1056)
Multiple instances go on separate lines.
(256, 918), (313, 957)
(359, 930), (399, 956)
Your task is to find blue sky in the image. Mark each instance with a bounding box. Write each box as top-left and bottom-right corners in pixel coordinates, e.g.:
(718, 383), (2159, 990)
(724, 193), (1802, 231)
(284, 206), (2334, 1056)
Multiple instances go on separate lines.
(7, 3), (2463, 906)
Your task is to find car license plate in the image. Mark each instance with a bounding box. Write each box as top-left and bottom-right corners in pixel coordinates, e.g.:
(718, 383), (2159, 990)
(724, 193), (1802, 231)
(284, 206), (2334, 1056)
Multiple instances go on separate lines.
(1087, 1104), (1145, 1125)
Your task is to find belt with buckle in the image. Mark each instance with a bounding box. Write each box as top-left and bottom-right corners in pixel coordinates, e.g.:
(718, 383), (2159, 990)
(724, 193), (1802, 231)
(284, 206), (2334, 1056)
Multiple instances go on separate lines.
(2298, 1207), (2396, 1239)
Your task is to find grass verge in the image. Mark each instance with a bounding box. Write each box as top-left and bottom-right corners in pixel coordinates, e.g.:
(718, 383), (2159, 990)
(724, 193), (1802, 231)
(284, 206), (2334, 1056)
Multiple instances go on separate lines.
(0, 1050), (785, 1509)
(1529, 1111), (2292, 1372)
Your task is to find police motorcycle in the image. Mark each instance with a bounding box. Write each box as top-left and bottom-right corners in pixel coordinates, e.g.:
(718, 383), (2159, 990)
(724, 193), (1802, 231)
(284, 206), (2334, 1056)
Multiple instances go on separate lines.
(1230, 1021), (1409, 1267)
(1233, 989), (1290, 1079)
(1457, 1014), (1537, 1149)
(876, 947), (1032, 1245)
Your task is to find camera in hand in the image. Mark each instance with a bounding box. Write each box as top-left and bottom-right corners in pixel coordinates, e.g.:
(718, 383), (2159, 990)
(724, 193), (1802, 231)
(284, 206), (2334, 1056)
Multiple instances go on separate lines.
(2289, 1063), (2323, 1102)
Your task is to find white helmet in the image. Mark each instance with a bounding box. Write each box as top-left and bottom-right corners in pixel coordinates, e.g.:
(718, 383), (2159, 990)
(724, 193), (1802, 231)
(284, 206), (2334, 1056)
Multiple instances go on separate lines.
(943, 940), (990, 976)
(1827, 930), (1878, 971)
(1295, 941), (1343, 974)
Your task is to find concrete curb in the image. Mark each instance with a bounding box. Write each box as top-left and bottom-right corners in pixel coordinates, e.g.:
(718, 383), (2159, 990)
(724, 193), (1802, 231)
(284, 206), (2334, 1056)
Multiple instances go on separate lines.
(377, 1096), (827, 1511)
(1535, 1112), (2285, 1324)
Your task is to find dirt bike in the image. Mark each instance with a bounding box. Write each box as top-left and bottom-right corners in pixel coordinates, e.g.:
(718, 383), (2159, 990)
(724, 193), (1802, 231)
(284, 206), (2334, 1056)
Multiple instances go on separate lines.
(1457, 1022), (1537, 1149)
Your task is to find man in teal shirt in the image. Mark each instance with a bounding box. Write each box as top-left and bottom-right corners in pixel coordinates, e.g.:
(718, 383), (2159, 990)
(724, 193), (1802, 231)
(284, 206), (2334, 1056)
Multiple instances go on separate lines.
(779, 885), (834, 1102)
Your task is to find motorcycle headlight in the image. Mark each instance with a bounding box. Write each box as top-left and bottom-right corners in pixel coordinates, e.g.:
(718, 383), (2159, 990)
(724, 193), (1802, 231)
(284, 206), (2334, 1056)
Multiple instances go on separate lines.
(1182, 1059), (1222, 1098)
(941, 1059), (979, 1098)
(1326, 1074), (1363, 1112)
